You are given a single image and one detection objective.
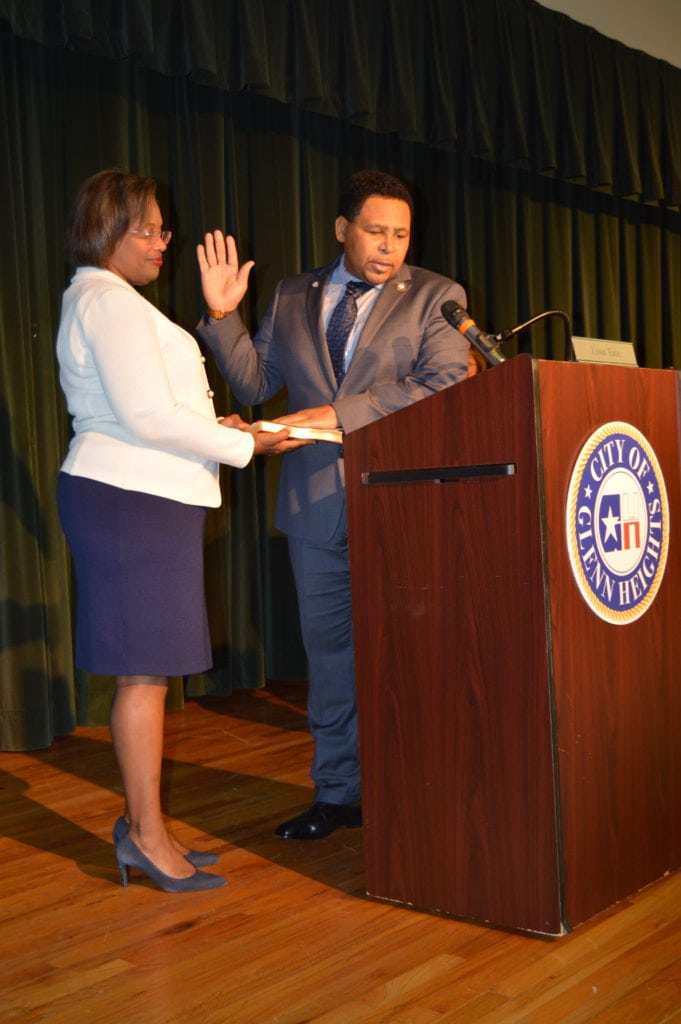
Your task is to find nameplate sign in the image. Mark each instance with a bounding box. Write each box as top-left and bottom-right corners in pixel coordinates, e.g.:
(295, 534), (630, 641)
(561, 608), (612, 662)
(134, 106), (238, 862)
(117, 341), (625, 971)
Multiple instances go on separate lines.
(571, 336), (638, 367)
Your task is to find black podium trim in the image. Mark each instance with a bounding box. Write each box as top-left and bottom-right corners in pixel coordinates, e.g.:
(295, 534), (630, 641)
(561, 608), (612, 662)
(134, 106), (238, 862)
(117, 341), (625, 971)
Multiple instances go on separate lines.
(361, 463), (516, 485)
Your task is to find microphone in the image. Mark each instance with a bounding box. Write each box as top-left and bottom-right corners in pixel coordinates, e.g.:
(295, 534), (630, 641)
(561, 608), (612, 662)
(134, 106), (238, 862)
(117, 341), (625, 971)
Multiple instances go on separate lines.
(441, 302), (506, 366)
(496, 308), (573, 361)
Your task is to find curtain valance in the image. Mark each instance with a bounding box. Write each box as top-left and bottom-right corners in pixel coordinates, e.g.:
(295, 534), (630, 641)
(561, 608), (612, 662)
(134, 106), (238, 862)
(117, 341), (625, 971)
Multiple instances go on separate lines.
(1, 0), (680, 208)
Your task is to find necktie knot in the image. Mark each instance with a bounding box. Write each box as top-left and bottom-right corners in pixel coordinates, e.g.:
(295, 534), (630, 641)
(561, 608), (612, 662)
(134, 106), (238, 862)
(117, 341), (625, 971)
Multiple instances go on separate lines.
(345, 280), (372, 300)
(326, 280), (373, 385)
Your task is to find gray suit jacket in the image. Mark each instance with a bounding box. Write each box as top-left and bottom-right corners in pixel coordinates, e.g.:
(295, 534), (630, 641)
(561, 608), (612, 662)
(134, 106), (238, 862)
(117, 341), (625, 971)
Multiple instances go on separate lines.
(198, 258), (468, 542)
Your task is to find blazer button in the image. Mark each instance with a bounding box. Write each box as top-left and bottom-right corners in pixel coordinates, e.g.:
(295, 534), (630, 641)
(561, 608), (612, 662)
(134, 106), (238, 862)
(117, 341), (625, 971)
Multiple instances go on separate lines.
(207, 389), (215, 398)
(200, 355), (206, 363)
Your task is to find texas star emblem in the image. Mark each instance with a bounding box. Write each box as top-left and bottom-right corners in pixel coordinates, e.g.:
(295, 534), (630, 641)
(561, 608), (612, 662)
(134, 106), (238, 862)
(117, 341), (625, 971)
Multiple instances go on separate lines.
(565, 421), (669, 624)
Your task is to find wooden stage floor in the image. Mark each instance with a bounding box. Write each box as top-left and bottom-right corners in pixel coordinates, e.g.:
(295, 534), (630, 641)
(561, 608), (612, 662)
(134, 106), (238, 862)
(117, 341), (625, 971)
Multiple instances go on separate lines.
(1, 681), (680, 1023)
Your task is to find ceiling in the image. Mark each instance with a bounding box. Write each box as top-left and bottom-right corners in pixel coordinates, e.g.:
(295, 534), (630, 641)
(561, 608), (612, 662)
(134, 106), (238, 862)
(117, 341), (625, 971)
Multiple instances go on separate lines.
(534, 0), (681, 69)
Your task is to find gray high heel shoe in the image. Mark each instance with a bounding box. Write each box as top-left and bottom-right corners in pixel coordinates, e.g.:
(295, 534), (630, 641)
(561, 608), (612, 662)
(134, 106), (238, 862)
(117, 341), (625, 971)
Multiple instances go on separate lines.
(112, 816), (219, 867)
(114, 834), (226, 893)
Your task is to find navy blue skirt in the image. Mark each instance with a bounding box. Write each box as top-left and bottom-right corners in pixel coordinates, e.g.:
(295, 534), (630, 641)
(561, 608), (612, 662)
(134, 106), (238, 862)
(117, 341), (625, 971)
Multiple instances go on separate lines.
(57, 473), (213, 676)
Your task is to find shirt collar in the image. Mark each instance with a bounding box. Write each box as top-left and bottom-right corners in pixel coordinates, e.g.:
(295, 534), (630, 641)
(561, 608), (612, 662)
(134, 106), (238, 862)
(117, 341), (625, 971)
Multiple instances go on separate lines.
(330, 256), (382, 291)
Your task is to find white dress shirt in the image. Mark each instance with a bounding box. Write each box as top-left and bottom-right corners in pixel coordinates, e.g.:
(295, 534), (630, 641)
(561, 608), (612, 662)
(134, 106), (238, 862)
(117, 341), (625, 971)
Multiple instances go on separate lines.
(322, 257), (382, 374)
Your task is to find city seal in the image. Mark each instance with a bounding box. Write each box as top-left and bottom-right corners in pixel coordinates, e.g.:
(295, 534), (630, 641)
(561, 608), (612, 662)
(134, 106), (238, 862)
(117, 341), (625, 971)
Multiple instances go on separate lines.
(565, 421), (669, 624)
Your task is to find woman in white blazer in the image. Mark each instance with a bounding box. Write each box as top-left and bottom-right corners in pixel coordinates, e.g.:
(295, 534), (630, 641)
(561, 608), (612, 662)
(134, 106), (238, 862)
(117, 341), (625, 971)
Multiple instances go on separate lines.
(56, 170), (286, 893)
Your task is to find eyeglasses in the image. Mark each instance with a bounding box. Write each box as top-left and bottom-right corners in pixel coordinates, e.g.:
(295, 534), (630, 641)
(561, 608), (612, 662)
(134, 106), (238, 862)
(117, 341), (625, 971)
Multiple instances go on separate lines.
(128, 229), (173, 244)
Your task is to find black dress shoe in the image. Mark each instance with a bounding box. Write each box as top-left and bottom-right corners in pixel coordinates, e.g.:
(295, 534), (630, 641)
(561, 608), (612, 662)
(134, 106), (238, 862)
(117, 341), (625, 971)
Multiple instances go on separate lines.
(274, 801), (363, 840)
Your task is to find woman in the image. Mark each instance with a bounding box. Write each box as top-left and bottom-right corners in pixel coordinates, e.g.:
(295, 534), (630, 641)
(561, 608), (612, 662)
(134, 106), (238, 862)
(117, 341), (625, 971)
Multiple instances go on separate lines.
(56, 170), (286, 893)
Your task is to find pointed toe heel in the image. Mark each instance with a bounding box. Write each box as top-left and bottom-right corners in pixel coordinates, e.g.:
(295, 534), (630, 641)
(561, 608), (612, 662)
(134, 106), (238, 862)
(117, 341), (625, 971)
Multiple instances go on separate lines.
(114, 834), (226, 893)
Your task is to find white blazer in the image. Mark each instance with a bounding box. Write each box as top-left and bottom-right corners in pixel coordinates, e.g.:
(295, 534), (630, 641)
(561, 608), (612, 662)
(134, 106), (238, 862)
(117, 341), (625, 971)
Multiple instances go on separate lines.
(57, 267), (254, 507)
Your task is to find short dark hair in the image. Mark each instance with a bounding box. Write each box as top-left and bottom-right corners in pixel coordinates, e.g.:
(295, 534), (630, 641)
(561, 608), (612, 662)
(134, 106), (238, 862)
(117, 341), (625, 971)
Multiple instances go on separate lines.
(65, 169), (158, 268)
(337, 170), (414, 221)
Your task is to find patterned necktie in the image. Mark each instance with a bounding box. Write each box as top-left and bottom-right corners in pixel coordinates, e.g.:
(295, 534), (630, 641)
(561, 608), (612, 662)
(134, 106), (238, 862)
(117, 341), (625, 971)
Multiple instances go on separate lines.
(326, 280), (373, 385)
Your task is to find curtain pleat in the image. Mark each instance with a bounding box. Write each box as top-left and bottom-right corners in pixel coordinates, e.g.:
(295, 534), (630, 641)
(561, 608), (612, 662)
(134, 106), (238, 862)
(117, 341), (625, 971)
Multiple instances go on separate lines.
(661, 70), (681, 208)
(638, 61), (664, 204)
(584, 43), (613, 191)
(612, 61), (642, 200)
(290, 3), (325, 106)
(492, 2), (530, 166)
(451, 0), (494, 159)
(421, 1), (459, 148)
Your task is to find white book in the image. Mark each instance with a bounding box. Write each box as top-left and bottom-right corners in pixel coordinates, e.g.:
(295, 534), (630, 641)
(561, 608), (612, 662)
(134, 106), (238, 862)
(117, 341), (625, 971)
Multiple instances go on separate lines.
(251, 420), (343, 444)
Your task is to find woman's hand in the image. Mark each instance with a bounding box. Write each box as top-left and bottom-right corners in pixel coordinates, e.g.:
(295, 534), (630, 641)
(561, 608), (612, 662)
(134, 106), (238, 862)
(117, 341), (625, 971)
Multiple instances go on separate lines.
(217, 413), (249, 429)
(250, 425), (307, 456)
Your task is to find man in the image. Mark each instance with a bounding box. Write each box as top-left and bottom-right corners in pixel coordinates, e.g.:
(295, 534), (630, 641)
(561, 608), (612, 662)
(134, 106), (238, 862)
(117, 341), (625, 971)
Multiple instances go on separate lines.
(197, 170), (469, 839)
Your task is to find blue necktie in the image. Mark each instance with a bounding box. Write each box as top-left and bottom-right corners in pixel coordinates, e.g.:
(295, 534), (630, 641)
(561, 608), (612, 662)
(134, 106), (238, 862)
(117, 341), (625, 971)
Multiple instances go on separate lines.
(326, 280), (373, 385)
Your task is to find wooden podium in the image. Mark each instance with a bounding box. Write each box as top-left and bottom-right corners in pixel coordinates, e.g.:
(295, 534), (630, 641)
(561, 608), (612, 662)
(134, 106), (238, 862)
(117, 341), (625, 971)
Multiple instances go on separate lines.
(344, 355), (681, 936)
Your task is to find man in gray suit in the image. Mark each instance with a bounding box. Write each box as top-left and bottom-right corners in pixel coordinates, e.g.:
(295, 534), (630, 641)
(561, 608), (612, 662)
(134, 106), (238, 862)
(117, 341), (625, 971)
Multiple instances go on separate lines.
(197, 170), (469, 839)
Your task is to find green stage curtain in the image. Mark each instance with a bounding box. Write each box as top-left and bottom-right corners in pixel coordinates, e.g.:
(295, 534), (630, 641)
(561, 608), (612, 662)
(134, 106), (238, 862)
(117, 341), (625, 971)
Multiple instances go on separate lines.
(2, 0), (681, 207)
(0, 7), (680, 747)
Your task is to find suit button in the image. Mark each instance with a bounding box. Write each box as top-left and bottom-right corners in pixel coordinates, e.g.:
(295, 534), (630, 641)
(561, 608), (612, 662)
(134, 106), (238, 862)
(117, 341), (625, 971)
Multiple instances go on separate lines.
(207, 389), (214, 398)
